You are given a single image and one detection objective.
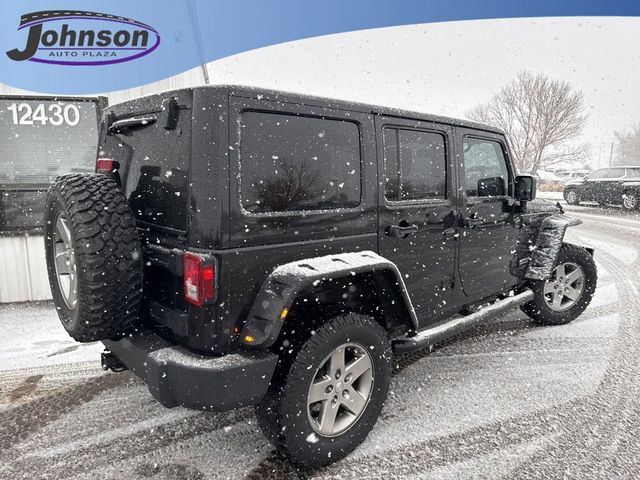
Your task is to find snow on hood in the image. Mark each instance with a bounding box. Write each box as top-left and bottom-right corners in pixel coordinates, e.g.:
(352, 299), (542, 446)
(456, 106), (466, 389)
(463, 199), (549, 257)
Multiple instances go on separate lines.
(565, 178), (586, 185)
(526, 198), (561, 214)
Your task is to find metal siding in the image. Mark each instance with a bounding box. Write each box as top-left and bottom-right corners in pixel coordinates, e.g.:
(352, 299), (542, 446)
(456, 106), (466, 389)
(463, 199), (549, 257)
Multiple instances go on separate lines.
(0, 235), (51, 302)
(25, 235), (51, 300)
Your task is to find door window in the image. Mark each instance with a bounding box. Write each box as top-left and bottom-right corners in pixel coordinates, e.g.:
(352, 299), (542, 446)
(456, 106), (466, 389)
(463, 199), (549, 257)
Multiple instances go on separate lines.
(383, 128), (447, 201)
(606, 168), (626, 178)
(590, 168), (624, 179)
(463, 137), (509, 197)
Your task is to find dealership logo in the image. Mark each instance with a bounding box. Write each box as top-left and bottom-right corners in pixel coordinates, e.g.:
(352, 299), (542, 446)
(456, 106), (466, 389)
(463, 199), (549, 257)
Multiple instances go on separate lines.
(6, 10), (160, 66)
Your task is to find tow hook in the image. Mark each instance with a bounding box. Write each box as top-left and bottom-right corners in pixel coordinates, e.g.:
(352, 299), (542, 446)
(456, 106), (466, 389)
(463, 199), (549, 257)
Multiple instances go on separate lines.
(556, 201), (565, 214)
(101, 350), (128, 372)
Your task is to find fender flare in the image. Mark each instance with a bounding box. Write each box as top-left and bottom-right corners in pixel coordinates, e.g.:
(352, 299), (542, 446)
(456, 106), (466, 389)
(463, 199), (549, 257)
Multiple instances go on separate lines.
(239, 251), (418, 348)
(524, 214), (583, 281)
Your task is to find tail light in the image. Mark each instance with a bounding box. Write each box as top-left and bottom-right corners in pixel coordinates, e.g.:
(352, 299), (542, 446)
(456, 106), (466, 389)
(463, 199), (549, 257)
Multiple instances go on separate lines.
(183, 252), (216, 306)
(96, 158), (117, 173)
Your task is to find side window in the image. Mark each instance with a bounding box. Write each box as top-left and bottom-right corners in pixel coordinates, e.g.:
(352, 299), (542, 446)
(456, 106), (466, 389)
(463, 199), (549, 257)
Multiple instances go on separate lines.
(627, 168), (640, 178)
(463, 137), (509, 197)
(590, 169), (617, 179)
(608, 168), (625, 178)
(383, 128), (447, 201)
(239, 111), (361, 213)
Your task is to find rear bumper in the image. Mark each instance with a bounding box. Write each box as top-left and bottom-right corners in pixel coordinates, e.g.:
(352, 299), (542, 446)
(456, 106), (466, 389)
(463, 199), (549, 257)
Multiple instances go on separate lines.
(102, 330), (278, 411)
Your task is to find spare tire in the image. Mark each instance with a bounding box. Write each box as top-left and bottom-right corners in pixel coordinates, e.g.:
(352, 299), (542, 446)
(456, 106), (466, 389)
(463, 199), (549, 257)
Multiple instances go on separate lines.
(45, 173), (143, 342)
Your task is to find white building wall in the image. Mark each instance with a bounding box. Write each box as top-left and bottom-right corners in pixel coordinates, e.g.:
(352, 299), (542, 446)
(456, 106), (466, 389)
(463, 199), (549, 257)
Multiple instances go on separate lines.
(0, 235), (50, 302)
(0, 66), (207, 303)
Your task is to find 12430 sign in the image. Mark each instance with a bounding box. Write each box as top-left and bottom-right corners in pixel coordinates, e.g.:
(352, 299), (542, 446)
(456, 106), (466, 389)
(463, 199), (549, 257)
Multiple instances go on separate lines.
(6, 102), (80, 126)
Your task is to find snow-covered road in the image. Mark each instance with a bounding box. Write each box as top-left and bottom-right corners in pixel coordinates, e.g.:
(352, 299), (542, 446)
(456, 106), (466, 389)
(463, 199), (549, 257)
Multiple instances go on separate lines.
(0, 202), (638, 480)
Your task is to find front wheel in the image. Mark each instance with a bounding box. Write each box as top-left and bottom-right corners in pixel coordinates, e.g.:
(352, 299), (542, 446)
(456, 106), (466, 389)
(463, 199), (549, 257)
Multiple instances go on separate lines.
(521, 244), (597, 325)
(564, 189), (581, 205)
(255, 313), (392, 468)
(622, 192), (639, 210)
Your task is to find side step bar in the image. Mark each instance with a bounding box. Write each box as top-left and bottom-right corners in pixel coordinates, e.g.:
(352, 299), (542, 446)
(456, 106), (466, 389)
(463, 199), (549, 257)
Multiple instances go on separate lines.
(392, 289), (534, 354)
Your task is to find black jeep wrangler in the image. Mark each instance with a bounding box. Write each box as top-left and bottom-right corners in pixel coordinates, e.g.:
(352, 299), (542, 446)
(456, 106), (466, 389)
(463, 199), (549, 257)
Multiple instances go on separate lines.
(44, 86), (597, 467)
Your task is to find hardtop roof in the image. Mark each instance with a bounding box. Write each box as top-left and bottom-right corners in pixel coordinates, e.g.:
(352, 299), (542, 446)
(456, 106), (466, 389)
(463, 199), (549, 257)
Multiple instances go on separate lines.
(109, 84), (504, 135)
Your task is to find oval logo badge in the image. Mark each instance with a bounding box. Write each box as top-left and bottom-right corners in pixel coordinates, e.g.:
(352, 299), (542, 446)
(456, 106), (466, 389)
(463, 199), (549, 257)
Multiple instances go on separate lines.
(6, 10), (160, 66)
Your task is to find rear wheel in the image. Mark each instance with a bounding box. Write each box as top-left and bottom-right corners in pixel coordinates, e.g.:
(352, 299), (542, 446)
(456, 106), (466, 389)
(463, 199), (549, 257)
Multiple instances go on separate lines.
(564, 189), (580, 205)
(622, 192), (639, 210)
(255, 313), (392, 468)
(521, 244), (597, 325)
(45, 173), (143, 342)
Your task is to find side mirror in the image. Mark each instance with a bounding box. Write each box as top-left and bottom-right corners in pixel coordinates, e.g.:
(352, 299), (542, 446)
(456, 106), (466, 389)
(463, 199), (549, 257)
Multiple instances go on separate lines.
(515, 175), (537, 202)
(477, 176), (506, 197)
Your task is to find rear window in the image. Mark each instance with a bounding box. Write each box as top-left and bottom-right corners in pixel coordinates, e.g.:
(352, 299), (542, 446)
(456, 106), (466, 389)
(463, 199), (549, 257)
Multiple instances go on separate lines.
(100, 106), (190, 232)
(238, 111), (361, 213)
(626, 168), (640, 178)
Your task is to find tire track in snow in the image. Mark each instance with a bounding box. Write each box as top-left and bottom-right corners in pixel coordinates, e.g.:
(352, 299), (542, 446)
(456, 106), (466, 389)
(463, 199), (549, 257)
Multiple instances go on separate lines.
(0, 373), (124, 453)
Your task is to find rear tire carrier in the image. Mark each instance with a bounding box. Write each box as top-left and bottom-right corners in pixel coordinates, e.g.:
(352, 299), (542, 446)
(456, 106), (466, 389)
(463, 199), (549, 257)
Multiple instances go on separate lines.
(45, 173), (143, 342)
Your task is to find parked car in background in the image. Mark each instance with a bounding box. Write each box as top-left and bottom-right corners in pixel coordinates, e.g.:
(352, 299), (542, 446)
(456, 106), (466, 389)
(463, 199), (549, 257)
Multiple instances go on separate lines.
(555, 169), (591, 182)
(534, 169), (565, 192)
(563, 166), (640, 210)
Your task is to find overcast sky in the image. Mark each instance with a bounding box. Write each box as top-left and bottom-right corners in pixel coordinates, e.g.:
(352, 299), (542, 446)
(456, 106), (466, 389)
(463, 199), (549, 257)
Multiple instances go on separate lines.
(203, 16), (640, 169)
(3, 16), (636, 169)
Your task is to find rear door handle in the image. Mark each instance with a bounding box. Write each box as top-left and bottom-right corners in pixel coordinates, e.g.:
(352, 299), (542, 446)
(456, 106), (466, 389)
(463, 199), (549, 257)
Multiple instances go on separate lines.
(442, 227), (457, 240)
(386, 224), (419, 238)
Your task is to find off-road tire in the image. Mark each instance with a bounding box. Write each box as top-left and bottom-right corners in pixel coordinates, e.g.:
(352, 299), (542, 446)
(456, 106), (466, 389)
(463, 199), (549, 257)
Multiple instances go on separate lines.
(255, 313), (392, 468)
(564, 189), (581, 205)
(521, 244), (597, 325)
(45, 173), (143, 342)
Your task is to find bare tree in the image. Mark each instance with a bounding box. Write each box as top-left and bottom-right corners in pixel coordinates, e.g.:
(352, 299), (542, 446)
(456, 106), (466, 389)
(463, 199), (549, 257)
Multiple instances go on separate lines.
(253, 159), (321, 212)
(613, 124), (640, 165)
(467, 71), (587, 174)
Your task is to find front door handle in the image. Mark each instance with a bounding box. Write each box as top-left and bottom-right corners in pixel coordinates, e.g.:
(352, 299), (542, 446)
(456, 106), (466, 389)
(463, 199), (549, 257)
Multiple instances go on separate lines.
(386, 223), (419, 239)
(463, 217), (484, 228)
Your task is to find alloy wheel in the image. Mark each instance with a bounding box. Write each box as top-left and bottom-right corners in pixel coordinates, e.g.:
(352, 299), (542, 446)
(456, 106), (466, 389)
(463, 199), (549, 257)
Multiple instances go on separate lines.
(307, 342), (374, 437)
(543, 262), (584, 312)
(53, 214), (78, 309)
(623, 194), (638, 210)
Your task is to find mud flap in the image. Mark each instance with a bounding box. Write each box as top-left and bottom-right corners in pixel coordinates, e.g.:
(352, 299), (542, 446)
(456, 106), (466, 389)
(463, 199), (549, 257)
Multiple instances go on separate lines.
(524, 214), (583, 281)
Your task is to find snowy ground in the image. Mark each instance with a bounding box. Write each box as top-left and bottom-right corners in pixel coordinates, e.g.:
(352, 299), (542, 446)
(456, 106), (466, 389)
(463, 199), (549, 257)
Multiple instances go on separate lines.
(1, 201), (639, 479)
